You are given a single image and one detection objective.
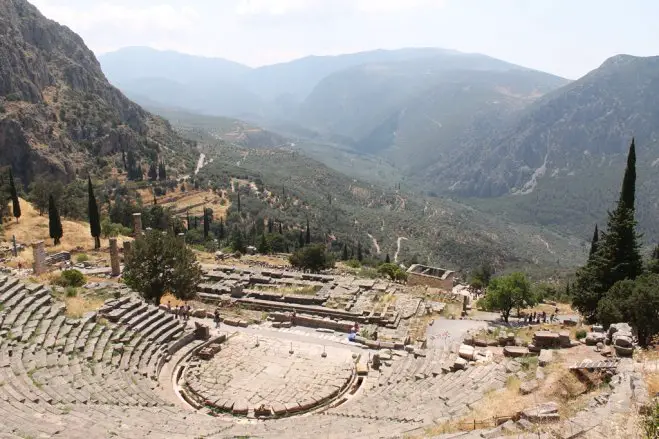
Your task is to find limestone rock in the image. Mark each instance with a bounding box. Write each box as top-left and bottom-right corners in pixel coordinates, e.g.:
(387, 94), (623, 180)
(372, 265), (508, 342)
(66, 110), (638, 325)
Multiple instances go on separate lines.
(504, 346), (529, 358)
(522, 402), (560, 422)
(453, 357), (468, 370)
(520, 380), (539, 395)
(458, 344), (476, 361)
(538, 349), (552, 367)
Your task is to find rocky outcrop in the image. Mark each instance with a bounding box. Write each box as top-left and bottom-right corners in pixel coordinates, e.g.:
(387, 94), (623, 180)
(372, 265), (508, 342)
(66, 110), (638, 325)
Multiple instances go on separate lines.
(0, 0), (195, 183)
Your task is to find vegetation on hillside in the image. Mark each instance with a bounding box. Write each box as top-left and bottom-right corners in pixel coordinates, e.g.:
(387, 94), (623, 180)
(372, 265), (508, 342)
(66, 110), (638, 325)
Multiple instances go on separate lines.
(572, 140), (659, 345)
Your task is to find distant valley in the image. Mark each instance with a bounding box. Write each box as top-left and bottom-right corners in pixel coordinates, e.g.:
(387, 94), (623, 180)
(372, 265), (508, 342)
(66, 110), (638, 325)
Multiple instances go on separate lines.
(100, 48), (659, 247)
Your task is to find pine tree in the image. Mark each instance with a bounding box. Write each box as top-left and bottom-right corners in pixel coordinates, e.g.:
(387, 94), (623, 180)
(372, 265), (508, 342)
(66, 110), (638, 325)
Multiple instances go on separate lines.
(278, 221), (283, 234)
(158, 162), (166, 181)
(342, 243), (348, 261)
(305, 218), (311, 244)
(203, 208), (210, 239)
(385, 253), (390, 263)
(87, 177), (101, 249)
(48, 194), (63, 245)
(357, 241), (363, 261)
(588, 224), (599, 258)
(8, 169), (20, 223)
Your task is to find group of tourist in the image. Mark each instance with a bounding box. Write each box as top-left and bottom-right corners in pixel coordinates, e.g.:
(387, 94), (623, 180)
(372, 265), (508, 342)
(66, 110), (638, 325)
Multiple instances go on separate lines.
(167, 302), (193, 321)
(523, 308), (559, 324)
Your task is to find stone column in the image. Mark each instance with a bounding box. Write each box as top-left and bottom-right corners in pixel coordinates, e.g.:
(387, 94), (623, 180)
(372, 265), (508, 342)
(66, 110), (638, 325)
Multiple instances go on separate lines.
(32, 241), (46, 275)
(132, 213), (142, 236)
(109, 238), (120, 277)
(123, 240), (132, 257)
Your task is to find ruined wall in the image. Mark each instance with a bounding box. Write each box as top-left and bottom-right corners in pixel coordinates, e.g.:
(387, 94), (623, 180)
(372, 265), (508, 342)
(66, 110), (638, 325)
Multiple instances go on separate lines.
(407, 272), (453, 291)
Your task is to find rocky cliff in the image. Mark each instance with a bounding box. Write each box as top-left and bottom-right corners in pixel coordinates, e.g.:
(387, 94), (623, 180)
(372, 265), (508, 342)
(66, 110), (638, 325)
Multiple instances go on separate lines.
(0, 0), (195, 184)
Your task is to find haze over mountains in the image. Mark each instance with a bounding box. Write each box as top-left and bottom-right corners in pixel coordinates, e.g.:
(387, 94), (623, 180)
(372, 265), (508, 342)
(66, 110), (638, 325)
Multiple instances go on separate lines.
(100, 47), (659, 244)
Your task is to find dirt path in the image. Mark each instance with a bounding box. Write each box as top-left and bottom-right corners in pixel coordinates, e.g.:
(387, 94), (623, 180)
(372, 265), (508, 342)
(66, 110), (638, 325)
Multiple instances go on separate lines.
(194, 153), (206, 175)
(394, 237), (408, 263)
(367, 233), (381, 255)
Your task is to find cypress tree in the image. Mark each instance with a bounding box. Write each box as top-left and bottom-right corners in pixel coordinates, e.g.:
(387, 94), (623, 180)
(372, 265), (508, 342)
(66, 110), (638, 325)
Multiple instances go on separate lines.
(87, 177), (101, 249)
(8, 169), (20, 223)
(203, 208), (210, 239)
(305, 218), (311, 244)
(278, 222), (283, 234)
(237, 192), (241, 213)
(385, 253), (390, 263)
(267, 218), (273, 234)
(619, 138), (636, 211)
(572, 139), (642, 321)
(588, 224), (599, 258)
(186, 210), (191, 231)
(342, 243), (348, 261)
(218, 218), (225, 240)
(48, 194), (63, 245)
(148, 163), (157, 181)
(298, 231), (305, 248)
(357, 241), (363, 262)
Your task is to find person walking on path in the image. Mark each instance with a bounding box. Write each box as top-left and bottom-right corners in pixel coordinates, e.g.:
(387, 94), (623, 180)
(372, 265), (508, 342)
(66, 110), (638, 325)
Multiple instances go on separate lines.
(214, 309), (221, 328)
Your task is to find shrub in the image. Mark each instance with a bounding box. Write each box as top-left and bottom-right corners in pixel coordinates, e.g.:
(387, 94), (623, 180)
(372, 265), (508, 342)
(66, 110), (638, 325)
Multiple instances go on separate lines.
(345, 259), (361, 269)
(643, 400), (659, 439)
(55, 269), (86, 288)
(575, 329), (587, 340)
(65, 286), (78, 297)
(75, 254), (89, 263)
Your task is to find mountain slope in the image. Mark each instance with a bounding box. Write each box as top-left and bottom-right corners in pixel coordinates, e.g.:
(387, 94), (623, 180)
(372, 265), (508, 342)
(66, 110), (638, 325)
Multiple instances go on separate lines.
(298, 59), (568, 170)
(0, 0), (196, 184)
(428, 55), (659, 240)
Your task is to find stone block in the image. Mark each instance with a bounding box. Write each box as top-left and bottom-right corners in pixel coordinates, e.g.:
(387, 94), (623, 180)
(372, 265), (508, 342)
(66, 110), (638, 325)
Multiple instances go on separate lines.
(538, 349), (553, 367)
(503, 346), (529, 358)
(522, 401), (560, 422)
(614, 345), (633, 357)
(473, 338), (488, 347)
(585, 332), (606, 346)
(453, 357), (468, 370)
(520, 380), (539, 395)
(459, 344), (476, 361)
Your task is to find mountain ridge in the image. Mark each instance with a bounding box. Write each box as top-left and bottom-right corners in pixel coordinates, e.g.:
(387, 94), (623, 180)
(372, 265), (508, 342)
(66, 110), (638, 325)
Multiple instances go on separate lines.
(0, 0), (196, 185)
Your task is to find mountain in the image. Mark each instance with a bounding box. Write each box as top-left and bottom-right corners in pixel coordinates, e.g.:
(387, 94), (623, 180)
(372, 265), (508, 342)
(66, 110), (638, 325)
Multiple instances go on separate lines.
(0, 0), (196, 185)
(427, 55), (659, 240)
(100, 46), (561, 125)
(297, 57), (568, 170)
(99, 46), (250, 85)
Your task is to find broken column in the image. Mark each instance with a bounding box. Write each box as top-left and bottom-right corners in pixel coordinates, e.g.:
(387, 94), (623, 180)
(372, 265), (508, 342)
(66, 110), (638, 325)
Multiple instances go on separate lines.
(132, 213), (142, 236)
(32, 241), (46, 275)
(109, 237), (120, 277)
(123, 240), (132, 258)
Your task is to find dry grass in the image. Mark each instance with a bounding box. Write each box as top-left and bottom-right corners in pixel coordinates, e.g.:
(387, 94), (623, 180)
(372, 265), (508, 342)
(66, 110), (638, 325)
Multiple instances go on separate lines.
(2, 198), (132, 269)
(62, 294), (107, 318)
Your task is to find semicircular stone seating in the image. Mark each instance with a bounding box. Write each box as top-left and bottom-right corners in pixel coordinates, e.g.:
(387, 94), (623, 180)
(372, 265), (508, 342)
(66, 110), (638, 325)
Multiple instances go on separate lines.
(0, 275), (512, 438)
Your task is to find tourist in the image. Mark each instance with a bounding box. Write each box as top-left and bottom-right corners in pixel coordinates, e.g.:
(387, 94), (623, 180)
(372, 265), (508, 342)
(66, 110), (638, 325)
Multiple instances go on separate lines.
(175, 305), (180, 320)
(167, 301), (171, 312)
(214, 309), (220, 328)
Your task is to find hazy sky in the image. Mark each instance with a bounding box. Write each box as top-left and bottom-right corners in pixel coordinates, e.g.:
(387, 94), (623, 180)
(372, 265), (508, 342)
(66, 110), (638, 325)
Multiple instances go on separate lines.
(32, 0), (659, 79)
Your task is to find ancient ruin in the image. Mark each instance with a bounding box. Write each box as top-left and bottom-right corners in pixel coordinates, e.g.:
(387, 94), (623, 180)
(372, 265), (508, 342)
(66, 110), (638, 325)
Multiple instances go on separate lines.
(0, 265), (652, 438)
(406, 264), (456, 290)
